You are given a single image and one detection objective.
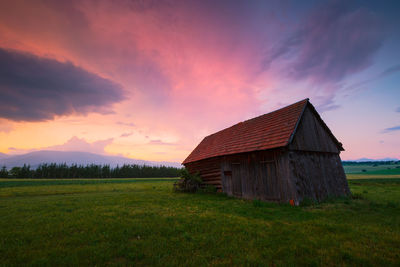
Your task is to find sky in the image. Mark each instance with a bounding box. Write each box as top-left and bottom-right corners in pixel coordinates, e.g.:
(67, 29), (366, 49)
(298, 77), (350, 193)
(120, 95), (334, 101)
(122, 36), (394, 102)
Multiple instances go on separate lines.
(0, 0), (399, 162)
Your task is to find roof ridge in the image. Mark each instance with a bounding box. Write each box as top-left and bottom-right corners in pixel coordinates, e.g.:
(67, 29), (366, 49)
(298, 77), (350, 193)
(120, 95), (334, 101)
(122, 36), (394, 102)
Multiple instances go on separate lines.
(205, 98), (309, 139)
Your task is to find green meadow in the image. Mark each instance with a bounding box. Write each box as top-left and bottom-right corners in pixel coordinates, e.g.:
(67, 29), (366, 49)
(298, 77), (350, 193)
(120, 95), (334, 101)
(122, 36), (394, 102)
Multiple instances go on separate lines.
(0, 177), (399, 266)
(343, 162), (400, 175)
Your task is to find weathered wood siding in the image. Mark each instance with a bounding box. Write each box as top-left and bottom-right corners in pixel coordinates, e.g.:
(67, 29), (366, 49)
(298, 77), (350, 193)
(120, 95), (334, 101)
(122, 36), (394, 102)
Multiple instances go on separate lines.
(288, 151), (350, 202)
(220, 150), (296, 202)
(289, 106), (339, 153)
(184, 104), (349, 204)
(185, 157), (222, 190)
(185, 148), (349, 204)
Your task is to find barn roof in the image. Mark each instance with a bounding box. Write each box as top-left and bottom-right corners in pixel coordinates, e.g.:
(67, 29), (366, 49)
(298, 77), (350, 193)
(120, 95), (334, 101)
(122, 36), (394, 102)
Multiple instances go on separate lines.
(183, 99), (343, 164)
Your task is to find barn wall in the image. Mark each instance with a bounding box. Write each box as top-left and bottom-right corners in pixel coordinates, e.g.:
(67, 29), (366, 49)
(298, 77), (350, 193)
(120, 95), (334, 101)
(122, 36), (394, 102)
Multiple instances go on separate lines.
(184, 157), (222, 190)
(220, 150), (296, 202)
(288, 150), (350, 202)
(289, 106), (339, 153)
(184, 148), (350, 204)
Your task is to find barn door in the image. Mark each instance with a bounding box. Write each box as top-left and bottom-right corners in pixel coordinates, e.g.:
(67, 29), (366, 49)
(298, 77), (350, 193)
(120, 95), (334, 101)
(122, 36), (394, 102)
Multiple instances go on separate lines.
(223, 171), (233, 195)
(262, 160), (280, 200)
(232, 163), (242, 197)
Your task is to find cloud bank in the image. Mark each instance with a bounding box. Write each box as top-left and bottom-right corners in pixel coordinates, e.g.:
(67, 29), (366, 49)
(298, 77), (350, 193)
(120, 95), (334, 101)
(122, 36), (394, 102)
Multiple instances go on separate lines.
(262, 1), (385, 111)
(7, 136), (113, 155)
(268, 1), (383, 83)
(0, 48), (124, 121)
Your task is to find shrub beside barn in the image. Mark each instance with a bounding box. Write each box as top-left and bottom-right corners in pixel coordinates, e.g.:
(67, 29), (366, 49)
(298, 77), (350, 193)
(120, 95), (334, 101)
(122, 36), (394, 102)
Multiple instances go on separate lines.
(182, 99), (350, 204)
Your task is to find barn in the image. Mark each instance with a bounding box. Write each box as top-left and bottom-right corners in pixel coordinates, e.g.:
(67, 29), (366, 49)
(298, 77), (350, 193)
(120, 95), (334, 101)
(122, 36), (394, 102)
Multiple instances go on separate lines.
(182, 99), (350, 204)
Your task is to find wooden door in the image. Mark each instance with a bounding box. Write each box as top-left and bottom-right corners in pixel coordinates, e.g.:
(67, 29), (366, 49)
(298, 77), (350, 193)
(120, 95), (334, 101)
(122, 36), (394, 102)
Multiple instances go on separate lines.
(263, 161), (280, 200)
(232, 163), (242, 197)
(223, 171), (233, 195)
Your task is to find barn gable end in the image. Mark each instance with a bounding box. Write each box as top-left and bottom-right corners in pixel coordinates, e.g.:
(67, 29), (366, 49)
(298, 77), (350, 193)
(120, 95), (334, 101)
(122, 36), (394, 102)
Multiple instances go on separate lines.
(288, 104), (343, 153)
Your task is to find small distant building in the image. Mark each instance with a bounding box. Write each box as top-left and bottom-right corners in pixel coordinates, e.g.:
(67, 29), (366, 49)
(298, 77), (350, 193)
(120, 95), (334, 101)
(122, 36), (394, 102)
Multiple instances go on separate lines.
(182, 99), (350, 204)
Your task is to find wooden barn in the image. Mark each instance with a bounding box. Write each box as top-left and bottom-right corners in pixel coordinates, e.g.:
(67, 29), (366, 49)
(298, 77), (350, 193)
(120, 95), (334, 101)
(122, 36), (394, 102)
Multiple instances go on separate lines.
(182, 99), (350, 204)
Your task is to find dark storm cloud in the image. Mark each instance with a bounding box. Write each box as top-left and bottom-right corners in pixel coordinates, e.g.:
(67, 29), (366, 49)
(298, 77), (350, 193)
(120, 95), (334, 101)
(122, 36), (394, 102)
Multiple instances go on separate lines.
(0, 48), (124, 121)
(266, 1), (384, 84)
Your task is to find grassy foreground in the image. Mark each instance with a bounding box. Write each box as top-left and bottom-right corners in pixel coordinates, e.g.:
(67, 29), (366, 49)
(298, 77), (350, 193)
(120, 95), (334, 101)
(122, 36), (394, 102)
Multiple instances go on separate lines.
(0, 177), (399, 266)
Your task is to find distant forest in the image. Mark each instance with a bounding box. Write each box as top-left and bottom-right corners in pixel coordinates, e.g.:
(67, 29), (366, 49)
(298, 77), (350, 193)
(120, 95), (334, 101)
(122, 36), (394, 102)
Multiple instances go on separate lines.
(342, 161), (399, 165)
(0, 163), (182, 178)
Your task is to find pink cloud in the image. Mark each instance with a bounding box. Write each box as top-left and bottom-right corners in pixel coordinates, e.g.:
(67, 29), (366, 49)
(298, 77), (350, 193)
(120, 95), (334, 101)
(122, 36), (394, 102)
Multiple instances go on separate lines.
(120, 132), (133, 138)
(7, 137), (113, 155)
(1, 0), (271, 121)
(46, 136), (113, 154)
(0, 1), (393, 161)
(148, 140), (175, 146)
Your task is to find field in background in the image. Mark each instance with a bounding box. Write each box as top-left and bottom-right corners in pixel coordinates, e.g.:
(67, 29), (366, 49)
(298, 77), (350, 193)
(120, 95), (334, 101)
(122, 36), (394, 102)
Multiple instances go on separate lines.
(343, 162), (400, 175)
(1, 177), (399, 266)
(347, 174), (400, 179)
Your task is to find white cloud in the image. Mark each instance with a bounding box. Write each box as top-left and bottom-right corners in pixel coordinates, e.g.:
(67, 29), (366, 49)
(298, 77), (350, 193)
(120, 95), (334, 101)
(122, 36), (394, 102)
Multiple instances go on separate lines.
(7, 136), (114, 155)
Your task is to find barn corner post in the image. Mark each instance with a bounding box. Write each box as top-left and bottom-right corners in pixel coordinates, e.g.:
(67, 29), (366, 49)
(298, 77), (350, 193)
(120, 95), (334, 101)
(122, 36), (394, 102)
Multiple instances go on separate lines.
(182, 99), (350, 204)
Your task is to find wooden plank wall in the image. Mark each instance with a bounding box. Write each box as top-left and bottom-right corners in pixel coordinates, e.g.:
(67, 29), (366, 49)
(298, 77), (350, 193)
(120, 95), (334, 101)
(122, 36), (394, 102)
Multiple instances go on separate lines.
(289, 106), (339, 153)
(184, 157), (222, 190)
(288, 150), (350, 202)
(220, 150), (296, 202)
(184, 148), (349, 204)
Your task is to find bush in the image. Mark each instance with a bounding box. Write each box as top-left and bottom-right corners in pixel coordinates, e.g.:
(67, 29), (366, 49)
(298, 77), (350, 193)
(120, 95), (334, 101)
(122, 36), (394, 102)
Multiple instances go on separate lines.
(173, 168), (202, 193)
(199, 184), (217, 193)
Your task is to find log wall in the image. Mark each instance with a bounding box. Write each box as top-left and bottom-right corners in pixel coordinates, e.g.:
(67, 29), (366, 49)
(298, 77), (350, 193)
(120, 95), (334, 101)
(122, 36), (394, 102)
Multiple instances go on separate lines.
(184, 157), (223, 191)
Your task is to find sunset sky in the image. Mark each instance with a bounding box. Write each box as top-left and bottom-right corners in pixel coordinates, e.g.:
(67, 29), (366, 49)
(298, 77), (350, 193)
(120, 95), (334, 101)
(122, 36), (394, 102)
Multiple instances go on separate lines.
(0, 0), (399, 162)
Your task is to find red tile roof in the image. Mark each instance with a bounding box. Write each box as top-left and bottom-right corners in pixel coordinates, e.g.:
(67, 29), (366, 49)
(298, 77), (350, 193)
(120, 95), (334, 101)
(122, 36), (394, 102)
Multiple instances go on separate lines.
(183, 99), (310, 164)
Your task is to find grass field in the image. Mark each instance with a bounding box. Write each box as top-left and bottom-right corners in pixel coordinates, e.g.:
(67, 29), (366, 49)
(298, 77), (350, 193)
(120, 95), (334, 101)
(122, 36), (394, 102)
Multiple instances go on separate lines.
(343, 163), (400, 175)
(0, 177), (399, 266)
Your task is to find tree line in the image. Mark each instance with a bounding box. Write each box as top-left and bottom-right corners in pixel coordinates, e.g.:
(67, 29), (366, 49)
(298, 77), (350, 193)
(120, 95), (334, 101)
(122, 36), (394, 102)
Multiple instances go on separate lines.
(0, 163), (182, 178)
(342, 161), (399, 166)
